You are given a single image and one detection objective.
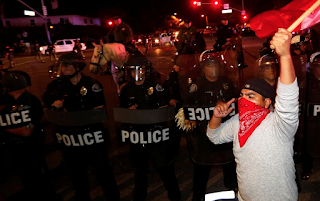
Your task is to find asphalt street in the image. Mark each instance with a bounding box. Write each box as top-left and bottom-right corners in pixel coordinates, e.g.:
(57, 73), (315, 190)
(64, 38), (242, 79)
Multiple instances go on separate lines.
(0, 34), (319, 201)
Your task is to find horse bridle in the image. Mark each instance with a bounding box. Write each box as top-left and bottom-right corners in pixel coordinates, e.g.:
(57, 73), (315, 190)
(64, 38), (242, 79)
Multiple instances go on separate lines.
(90, 44), (109, 71)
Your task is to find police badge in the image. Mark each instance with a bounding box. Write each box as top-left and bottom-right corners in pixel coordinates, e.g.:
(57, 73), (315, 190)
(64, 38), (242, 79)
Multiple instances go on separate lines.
(80, 86), (88, 96)
(148, 87), (154, 95)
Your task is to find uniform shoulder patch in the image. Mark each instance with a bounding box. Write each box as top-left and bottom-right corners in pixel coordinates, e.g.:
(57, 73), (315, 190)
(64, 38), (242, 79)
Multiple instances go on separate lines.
(92, 83), (102, 92)
(156, 84), (164, 92)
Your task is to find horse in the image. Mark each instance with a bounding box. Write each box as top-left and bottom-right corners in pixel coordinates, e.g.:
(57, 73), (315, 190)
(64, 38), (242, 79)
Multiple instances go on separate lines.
(89, 42), (128, 74)
(90, 42), (129, 93)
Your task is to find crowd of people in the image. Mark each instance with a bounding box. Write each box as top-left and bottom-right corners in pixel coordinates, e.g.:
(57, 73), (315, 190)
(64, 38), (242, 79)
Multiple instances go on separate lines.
(2, 13), (320, 201)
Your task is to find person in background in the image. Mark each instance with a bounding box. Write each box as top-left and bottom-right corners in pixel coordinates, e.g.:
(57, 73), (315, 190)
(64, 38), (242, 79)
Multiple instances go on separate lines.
(5, 44), (15, 68)
(106, 16), (135, 53)
(214, 16), (233, 51)
(34, 41), (45, 63)
(177, 19), (198, 54)
(73, 39), (85, 59)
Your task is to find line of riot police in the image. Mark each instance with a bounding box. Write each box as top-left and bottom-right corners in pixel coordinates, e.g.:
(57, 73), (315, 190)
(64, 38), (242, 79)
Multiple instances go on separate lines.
(2, 31), (320, 201)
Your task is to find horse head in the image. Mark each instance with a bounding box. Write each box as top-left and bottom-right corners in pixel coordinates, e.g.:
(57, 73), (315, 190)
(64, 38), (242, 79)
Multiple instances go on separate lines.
(89, 42), (108, 74)
(89, 42), (129, 74)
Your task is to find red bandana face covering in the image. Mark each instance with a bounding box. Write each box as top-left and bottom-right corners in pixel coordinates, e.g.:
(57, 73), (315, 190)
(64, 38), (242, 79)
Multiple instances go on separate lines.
(238, 98), (270, 147)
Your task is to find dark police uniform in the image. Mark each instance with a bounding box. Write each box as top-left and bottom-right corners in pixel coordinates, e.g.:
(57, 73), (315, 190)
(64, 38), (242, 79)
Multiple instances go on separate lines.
(43, 74), (120, 201)
(187, 75), (238, 201)
(119, 77), (181, 201)
(214, 23), (233, 51)
(177, 25), (198, 53)
(0, 73), (59, 201)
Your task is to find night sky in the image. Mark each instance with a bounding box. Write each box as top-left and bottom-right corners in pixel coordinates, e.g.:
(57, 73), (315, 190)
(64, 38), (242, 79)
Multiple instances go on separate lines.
(3, 0), (292, 33)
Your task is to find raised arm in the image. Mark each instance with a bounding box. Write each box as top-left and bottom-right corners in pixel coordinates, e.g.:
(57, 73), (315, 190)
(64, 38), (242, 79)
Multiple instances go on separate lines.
(269, 28), (296, 84)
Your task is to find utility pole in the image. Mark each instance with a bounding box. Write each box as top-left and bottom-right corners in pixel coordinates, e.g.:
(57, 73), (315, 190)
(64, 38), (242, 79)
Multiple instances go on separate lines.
(17, 0), (51, 43)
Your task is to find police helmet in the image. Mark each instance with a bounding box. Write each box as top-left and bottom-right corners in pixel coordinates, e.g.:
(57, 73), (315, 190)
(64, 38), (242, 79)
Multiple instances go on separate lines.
(51, 52), (86, 78)
(58, 52), (86, 71)
(125, 53), (152, 81)
(1, 71), (28, 92)
(199, 50), (224, 79)
(258, 54), (279, 69)
(310, 52), (320, 68)
(199, 50), (223, 67)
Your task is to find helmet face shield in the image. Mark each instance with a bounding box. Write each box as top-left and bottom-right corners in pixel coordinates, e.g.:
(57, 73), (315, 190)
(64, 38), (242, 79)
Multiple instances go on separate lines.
(311, 58), (320, 68)
(202, 62), (221, 81)
(255, 54), (279, 83)
(129, 66), (146, 81)
(199, 51), (224, 81)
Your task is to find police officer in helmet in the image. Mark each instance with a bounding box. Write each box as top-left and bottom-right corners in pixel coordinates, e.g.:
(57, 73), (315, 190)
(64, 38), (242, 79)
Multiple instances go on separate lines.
(186, 51), (238, 201)
(119, 54), (181, 201)
(257, 54), (279, 89)
(0, 71), (61, 201)
(43, 52), (120, 201)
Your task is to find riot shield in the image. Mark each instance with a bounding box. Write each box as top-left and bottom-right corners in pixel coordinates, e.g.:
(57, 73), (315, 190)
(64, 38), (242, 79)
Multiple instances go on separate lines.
(175, 50), (240, 165)
(44, 108), (111, 163)
(297, 54), (320, 158)
(113, 106), (179, 170)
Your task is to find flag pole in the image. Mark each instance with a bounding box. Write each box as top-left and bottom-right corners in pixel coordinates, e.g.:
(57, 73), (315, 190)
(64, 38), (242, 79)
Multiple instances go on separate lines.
(287, 0), (320, 32)
(270, 0), (320, 49)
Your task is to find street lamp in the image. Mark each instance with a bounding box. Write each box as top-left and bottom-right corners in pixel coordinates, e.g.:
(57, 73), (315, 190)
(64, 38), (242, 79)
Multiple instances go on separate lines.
(201, 14), (208, 28)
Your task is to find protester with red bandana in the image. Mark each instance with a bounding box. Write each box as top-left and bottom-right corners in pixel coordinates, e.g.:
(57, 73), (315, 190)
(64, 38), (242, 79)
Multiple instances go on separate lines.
(206, 28), (299, 201)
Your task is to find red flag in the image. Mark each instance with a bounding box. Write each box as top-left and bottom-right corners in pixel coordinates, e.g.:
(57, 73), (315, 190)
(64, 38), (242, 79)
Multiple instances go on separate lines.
(250, 0), (320, 38)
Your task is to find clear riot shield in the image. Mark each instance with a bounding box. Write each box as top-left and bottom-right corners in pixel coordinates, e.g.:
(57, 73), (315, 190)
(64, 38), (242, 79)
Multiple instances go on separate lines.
(298, 54), (320, 158)
(113, 106), (178, 170)
(175, 50), (240, 165)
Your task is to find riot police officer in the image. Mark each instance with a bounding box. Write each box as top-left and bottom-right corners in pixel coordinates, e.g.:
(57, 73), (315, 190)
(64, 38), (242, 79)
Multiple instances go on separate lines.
(183, 51), (238, 201)
(257, 54), (279, 89)
(42, 52), (120, 201)
(118, 54), (181, 201)
(177, 19), (198, 54)
(0, 71), (60, 201)
(299, 52), (320, 180)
